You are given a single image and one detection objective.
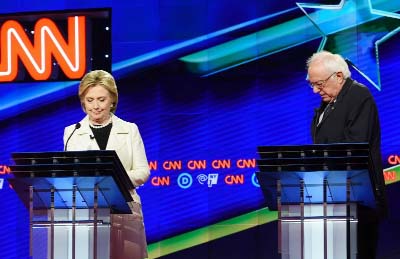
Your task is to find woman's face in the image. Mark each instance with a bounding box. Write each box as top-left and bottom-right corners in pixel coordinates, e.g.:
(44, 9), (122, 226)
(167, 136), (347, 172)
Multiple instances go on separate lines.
(83, 84), (113, 124)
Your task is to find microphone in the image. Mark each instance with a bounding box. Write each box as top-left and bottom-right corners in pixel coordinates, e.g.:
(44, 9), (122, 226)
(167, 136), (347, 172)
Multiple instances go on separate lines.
(90, 135), (95, 140)
(64, 123), (81, 151)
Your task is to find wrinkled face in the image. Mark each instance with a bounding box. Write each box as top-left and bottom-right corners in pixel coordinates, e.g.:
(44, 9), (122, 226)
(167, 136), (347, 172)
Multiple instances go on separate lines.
(82, 84), (113, 124)
(308, 64), (343, 103)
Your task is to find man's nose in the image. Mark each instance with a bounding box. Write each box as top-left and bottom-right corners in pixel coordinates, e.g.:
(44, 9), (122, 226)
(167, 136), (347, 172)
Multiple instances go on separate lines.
(313, 87), (320, 94)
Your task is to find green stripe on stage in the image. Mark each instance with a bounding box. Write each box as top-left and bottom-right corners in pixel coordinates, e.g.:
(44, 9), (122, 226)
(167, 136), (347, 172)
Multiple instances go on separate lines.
(148, 208), (277, 258)
(148, 164), (400, 258)
(383, 164), (400, 185)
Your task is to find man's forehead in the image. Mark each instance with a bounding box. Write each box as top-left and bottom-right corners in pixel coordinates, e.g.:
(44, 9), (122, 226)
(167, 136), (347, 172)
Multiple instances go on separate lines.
(308, 66), (328, 77)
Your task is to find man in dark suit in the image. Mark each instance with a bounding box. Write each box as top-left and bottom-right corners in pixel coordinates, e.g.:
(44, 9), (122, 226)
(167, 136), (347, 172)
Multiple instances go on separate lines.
(307, 51), (386, 259)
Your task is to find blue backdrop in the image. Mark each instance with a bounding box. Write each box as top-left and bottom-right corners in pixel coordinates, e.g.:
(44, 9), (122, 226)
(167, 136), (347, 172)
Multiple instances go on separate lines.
(1, 1), (400, 258)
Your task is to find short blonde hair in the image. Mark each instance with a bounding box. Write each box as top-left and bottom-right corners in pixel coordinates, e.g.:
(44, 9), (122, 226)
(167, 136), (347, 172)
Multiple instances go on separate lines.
(78, 70), (118, 113)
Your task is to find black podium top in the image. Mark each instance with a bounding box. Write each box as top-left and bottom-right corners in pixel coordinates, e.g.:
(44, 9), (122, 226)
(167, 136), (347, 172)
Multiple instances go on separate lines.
(9, 150), (134, 214)
(256, 143), (385, 211)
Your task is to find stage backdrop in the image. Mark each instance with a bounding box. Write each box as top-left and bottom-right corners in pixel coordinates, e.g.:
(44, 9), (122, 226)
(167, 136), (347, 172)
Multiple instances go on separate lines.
(1, 1), (400, 258)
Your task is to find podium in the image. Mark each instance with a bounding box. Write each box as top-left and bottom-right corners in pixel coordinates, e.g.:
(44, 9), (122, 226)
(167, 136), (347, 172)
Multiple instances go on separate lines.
(8, 150), (134, 259)
(256, 143), (386, 259)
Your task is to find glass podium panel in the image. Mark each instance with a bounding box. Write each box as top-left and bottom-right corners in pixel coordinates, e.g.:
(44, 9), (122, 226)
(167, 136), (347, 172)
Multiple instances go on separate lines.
(255, 144), (384, 259)
(9, 151), (135, 259)
(280, 204), (357, 259)
(32, 208), (111, 259)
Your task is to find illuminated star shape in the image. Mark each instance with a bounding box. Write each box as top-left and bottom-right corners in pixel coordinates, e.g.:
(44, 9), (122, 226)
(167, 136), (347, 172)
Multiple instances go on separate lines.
(297, 0), (400, 91)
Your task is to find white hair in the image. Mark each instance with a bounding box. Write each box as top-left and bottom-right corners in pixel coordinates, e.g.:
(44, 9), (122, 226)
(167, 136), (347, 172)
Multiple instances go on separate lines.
(306, 50), (351, 78)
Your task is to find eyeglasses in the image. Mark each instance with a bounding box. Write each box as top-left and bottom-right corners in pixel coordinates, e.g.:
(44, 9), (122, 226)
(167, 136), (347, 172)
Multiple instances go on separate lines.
(308, 72), (337, 89)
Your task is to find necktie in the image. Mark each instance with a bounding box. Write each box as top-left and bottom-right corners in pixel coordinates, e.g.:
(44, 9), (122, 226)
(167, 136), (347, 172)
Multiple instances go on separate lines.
(318, 102), (334, 125)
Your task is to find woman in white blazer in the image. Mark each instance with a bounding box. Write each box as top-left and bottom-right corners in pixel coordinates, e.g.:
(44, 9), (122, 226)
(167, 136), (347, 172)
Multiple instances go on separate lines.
(64, 70), (150, 259)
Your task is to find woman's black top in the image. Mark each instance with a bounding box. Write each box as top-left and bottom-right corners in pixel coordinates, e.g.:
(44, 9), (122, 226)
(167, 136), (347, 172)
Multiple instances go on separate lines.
(90, 123), (112, 150)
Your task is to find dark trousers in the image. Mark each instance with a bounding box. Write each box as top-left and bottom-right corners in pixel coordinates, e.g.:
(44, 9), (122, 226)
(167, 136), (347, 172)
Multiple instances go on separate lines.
(357, 205), (380, 259)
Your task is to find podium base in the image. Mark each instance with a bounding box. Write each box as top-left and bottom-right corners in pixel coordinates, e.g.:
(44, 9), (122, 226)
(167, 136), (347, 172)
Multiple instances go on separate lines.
(280, 203), (357, 259)
(32, 208), (111, 259)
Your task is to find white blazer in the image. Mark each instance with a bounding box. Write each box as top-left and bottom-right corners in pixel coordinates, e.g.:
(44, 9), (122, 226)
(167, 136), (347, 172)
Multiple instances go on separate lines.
(63, 114), (150, 204)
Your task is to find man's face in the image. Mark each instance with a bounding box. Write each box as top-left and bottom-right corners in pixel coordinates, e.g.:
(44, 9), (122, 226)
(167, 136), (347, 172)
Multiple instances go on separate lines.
(308, 64), (343, 103)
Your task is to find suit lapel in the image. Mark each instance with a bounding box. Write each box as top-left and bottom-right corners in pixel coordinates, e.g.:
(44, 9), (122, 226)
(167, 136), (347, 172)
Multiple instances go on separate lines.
(76, 115), (128, 151)
(106, 117), (129, 151)
(316, 78), (353, 128)
(317, 102), (335, 127)
(77, 118), (100, 150)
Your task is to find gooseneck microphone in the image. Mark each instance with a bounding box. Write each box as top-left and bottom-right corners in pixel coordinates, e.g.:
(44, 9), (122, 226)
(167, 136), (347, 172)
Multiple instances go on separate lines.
(64, 123), (81, 151)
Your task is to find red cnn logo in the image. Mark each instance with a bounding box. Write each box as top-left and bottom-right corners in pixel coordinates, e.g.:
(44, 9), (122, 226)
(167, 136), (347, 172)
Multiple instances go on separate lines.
(0, 15), (86, 82)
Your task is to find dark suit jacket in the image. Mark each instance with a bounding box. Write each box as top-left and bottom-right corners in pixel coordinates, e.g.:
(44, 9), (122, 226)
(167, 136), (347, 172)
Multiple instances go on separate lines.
(311, 78), (386, 213)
